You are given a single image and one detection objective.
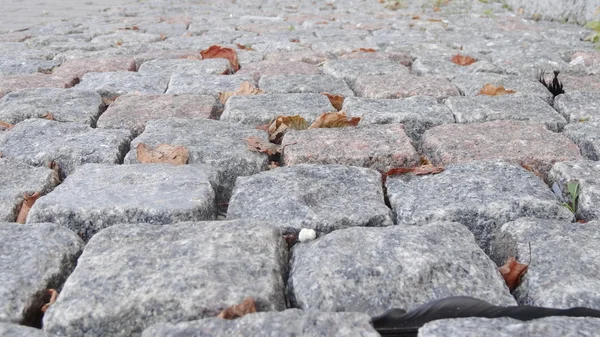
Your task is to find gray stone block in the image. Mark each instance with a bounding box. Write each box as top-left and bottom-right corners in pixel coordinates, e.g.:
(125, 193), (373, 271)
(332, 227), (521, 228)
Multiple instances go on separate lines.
(563, 122), (600, 160)
(227, 164), (393, 233)
(0, 57), (61, 76)
(342, 96), (454, 143)
(142, 310), (379, 337)
(0, 223), (83, 324)
(76, 72), (169, 102)
(493, 218), (600, 309)
(502, 0), (597, 24)
(27, 163), (217, 241)
(165, 74), (256, 96)
(0, 88), (103, 126)
(353, 75), (460, 101)
(138, 59), (232, 76)
(450, 73), (553, 104)
(0, 119), (130, 178)
(554, 92), (600, 123)
(124, 118), (268, 202)
(0, 159), (57, 222)
(386, 161), (573, 253)
(322, 59), (409, 88)
(445, 95), (567, 132)
(0, 323), (59, 337)
(549, 160), (600, 221)
(420, 317), (600, 337)
(221, 93), (334, 125)
(288, 222), (516, 316)
(43, 221), (288, 337)
(258, 74), (354, 96)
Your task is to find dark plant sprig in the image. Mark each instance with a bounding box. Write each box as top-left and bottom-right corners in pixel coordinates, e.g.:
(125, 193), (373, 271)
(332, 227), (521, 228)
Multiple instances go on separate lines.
(539, 70), (565, 97)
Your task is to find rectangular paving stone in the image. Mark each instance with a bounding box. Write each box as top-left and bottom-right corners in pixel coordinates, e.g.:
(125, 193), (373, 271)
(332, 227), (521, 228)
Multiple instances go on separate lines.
(166, 74), (256, 96)
(76, 72), (169, 103)
(549, 160), (600, 221)
(0, 57), (61, 76)
(124, 118), (268, 202)
(28, 164), (217, 241)
(0, 159), (57, 222)
(0, 74), (77, 98)
(386, 161), (574, 253)
(53, 57), (136, 80)
(258, 74), (354, 97)
(97, 94), (219, 137)
(553, 74), (600, 94)
(132, 50), (202, 70)
(421, 120), (583, 178)
(43, 220), (287, 337)
(227, 164), (393, 233)
(0, 222), (83, 325)
(0, 88), (103, 126)
(236, 60), (320, 81)
(353, 74), (460, 101)
(493, 218), (600, 309)
(138, 59), (232, 76)
(445, 95), (567, 132)
(0, 119), (131, 178)
(342, 96), (455, 143)
(563, 122), (600, 161)
(221, 93), (334, 125)
(450, 73), (553, 104)
(142, 310), (379, 337)
(412, 55), (501, 78)
(288, 222), (516, 316)
(322, 59), (410, 89)
(282, 124), (419, 172)
(554, 91), (600, 123)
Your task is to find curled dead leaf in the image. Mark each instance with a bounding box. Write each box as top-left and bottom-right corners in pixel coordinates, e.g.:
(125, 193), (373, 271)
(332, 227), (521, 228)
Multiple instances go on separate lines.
(200, 45), (240, 72)
(321, 92), (344, 111)
(308, 111), (360, 129)
(478, 83), (516, 96)
(267, 115), (309, 142)
(236, 43), (255, 51)
(352, 48), (376, 52)
(136, 143), (189, 165)
(0, 121), (14, 130)
(40, 113), (54, 120)
(498, 256), (528, 291)
(48, 161), (63, 184)
(451, 53), (477, 66)
(218, 81), (264, 105)
(41, 289), (58, 313)
(16, 191), (41, 224)
(386, 165), (445, 177)
(217, 297), (256, 319)
(246, 136), (280, 155)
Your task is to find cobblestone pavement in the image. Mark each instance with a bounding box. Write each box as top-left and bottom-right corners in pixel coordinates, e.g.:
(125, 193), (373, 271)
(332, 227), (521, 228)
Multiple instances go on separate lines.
(2, 0), (600, 336)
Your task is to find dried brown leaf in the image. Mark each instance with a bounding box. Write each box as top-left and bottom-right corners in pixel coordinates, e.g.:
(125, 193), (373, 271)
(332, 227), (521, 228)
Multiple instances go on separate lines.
(451, 53), (477, 66)
(0, 121), (14, 130)
(41, 289), (58, 313)
(308, 111), (360, 129)
(321, 92), (344, 111)
(200, 45), (240, 72)
(136, 143), (189, 165)
(386, 165), (444, 177)
(352, 48), (376, 52)
(218, 81), (264, 105)
(236, 43), (255, 51)
(498, 257), (528, 291)
(246, 136), (279, 155)
(478, 83), (516, 96)
(419, 156), (432, 166)
(48, 161), (63, 184)
(40, 113), (54, 120)
(412, 15), (421, 19)
(159, 34), (167, 41)
(217, 297), (257, 319)
(16, 191), (41, 224)
(267, 115), (309, 141)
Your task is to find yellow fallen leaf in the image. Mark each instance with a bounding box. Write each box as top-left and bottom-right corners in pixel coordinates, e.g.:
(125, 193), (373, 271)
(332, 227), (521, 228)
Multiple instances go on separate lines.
(308, 111), (360, 129)
(478, 83), (516, 96)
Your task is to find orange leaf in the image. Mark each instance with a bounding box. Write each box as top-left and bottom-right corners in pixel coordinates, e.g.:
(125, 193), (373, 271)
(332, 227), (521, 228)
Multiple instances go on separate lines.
(218, 81), (264, 105)
(200, 45), (240, 72)
(217, 297), (257, 319)
(498, 257), (528, 291)
(40, 113), (54, 120)
(386, 167), (416, 176)
(352, 48), (376, 52)
(246, 136), (279, 155)
(321, 92), (344, 111)
(308, 111), (360, 129)
(0, 121), (14, 130)
(41, 289), (58, 313)
(478, 84), (516, 96)
(412, 15), (421, 19)
(451, 54), (477, 66)
(136, 143), (189, 165)
(267, 115), (309, 141)
(16, 191), (41, 224)
(236, 43), (255, 51)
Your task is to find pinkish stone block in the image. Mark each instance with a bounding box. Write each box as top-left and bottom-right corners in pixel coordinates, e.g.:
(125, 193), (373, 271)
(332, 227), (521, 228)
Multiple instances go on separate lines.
(282, 124), (419, 172)
(97, 94), (219, 136)
(53, 57), (136, 80)
(339, 51), (413, 67)
(559, 75), (600, 94)
(421, 120), (583, 177)
(0, 74), (76, 98)
(236, 60), (320, 81)
(354, 74), (460, 101)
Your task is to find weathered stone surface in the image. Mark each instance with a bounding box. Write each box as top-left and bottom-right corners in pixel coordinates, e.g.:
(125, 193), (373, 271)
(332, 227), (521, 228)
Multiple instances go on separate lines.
(28, 164), (217, 241)
(338, 51), (413, 67)
(132, 50), (200, 70)
(445, 95), (567, 131)
(0, 323), (59, 337)
(0, 223), (83, 324)
(258, 74), (354, 96)
(0, 119), (130, 177)
(0, 57), (61, 76)
(419, 317), (600, 337)
(138, 59), (232, 76)
(342, 96), (454, 142)
(353, 74), (460, 101)
(549, 160), (600, 221)
(263, 50), (333, 65)
(554, 91), (600, 123)
(76, 72), (169, 102)
(165, 74), (255, 96)
(502, 0), (597, 24)
(221, 93), (334, 125)
(289, 222), (516, 316)
(0, 159), (57, 222)
(142, 310), (379, 337)
(0, 74), (76, 98)
(493, 218), (600, 309)
(90, 31), (164, 46)
(227, 164), (393, 233)
(558, 75), (600, 94)
(53, 57), (136, 80)
(124, 118), (268, 202)
(43, 221), (287, 337)
(97, 94), (219, 136)
(0, 88), (103, 126)
(450, 73), (553, 104)
(282, 124), (419, 171)
(387, 161), (573, 253)
(322, 59), (409, 88)
(236, 60), (320, 81)
(421, 120), (583, 177)
(563, 122), (600, 160)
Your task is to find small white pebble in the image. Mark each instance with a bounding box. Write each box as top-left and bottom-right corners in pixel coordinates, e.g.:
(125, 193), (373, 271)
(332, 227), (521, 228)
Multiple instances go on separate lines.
(298, 228), (316, 242)
(570, 55), (585, 66)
